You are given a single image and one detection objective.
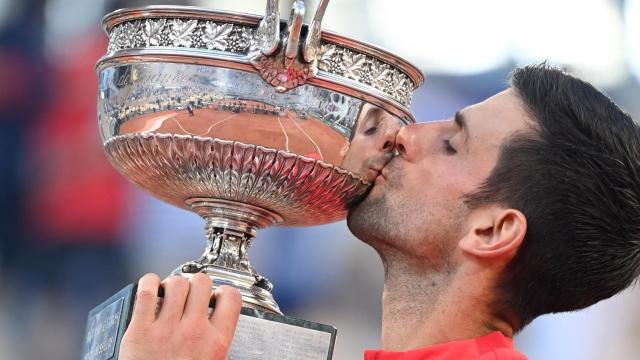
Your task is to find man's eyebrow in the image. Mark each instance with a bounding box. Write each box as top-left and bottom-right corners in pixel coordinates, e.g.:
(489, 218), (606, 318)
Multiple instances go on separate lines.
(366, 106), (383, 120)
(454, 111), (469, 139)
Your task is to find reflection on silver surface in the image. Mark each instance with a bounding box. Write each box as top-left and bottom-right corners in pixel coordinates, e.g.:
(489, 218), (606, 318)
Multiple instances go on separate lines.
(99, 63), (363, 162)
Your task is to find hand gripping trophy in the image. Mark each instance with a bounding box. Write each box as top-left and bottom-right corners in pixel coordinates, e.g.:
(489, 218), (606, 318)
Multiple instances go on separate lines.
(83, 1), (423, 359)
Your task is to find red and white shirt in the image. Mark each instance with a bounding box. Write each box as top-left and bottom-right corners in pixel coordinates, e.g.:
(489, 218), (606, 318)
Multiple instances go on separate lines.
(364, 332), (527, 360)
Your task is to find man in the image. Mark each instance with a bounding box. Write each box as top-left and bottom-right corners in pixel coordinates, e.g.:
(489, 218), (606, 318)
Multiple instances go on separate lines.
(341, 103), (402, 182)
(119, 64), (640, 359)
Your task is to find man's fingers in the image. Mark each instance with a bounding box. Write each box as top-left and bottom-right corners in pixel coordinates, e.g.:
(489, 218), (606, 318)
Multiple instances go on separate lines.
(182, 273), (213, 321)
(209, 285), (242, 339)
(130, 273), (161, 327)
(157, 275), (190, 323)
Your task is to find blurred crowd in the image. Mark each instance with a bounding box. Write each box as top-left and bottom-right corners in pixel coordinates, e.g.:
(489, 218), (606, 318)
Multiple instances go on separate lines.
(0, 0), (639, 359)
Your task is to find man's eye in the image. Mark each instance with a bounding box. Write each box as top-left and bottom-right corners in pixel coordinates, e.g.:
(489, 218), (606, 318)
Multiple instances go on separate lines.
(442, 139), (457, 154)
(364, 126), (378, 135)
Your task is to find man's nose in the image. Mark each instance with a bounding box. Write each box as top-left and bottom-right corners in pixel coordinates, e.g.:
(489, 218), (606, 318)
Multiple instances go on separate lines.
(394, 123), (420, 161)
(376, 121), (400, 153)
(395, 121), (451, 160)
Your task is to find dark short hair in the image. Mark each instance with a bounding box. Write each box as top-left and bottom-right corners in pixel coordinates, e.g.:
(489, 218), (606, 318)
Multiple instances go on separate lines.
(465, 63), (640, 330)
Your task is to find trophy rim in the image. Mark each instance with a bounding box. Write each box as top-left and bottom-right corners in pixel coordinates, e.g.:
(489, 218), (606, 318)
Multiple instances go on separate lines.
(99, 4), (423, 113)
(101, 4), (425, 89)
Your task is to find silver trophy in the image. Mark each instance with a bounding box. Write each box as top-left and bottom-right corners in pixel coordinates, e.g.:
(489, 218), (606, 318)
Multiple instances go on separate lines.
(83, 1), (423, 359)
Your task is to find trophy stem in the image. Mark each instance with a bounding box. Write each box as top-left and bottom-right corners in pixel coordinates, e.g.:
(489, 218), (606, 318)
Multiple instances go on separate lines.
(172, 198), (284, 314)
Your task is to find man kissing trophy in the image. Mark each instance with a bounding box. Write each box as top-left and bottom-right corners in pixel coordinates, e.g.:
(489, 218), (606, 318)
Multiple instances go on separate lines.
(82, 1), (423, 359)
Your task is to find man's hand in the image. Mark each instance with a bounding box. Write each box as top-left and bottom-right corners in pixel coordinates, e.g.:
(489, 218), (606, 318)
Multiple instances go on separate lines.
(119, 273), (242, 360)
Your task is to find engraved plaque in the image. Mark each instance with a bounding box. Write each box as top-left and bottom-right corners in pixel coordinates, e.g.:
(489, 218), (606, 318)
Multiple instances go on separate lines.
(229, 308), (336, 360)
(83, 297), (123, 360)
(82, 285), (136, 360)
(81, 288), (128, 360)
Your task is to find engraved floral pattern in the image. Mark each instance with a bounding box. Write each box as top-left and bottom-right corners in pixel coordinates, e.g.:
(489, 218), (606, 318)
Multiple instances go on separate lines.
(105, 19), (416, 106)
(342, 51), (366, 81)
(227, 27), (252, 53)
(143, 19), (165, 46)
(202, 22), (233, 50)
(390, 70), (409, 104)
(108, 25), (122, 53)
(121, 21), (141, 48)
(358, 61), (373, 86)
(169, 19), (198, 47)
(255, 14), (278, 54)
(318, 44), (344, 75)
(370, 61), (391, 89)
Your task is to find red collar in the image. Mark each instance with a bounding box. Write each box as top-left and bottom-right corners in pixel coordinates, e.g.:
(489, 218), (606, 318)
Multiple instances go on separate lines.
(364, 332), (527, 360)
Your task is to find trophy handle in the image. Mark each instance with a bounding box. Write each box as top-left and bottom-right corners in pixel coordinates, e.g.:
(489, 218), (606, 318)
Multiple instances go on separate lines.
(284, 0), (305, 60)
(256, 0), (280, 55)
(249, 0), (332, 91)
(304, 0), (330, 62)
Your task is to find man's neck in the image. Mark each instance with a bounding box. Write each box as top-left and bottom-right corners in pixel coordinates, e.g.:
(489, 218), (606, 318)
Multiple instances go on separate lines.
(380, 251), (514, 351)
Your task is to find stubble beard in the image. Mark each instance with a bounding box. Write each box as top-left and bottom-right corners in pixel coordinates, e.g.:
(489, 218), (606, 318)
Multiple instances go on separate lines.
(347, 160), (465, 273)
(347, 189), (395, 251)
(347, 158), (406, 254)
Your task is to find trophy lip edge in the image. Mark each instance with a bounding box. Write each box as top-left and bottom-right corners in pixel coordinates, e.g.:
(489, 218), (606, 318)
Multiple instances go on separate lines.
(321, 32), (425, 89)
(100, 5), (425, 89)
(102, 5), (264, 32)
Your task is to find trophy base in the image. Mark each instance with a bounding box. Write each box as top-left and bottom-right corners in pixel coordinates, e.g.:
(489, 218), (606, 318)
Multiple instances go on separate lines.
(172, 265), (282, 315)
(82, 284), (337, 360)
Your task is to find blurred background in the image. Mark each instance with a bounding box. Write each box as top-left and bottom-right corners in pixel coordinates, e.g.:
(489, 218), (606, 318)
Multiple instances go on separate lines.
(0, 0), (639, 359)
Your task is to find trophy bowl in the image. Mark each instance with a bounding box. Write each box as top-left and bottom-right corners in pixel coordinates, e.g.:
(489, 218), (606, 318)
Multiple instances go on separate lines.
(96, 2), (423, 316)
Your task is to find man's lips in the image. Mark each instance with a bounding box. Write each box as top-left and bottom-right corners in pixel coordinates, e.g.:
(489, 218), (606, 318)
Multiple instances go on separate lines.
(367, 167), (388, 184)
(377, 168), (388, 182)
(366, 168), (381, 182)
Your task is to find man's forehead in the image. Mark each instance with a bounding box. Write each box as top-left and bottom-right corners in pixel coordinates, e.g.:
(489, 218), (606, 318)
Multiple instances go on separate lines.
(464, 89), (517, 115)
(459, 88), (532, 135)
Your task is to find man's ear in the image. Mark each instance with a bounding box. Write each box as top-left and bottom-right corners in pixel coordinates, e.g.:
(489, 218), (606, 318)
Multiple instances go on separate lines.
(459, 207), (527, 259)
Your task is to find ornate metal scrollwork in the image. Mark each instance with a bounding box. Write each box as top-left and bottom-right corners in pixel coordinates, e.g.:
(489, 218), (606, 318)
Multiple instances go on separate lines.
(104, 1), (419, 107)
(249, 0), (318, 92)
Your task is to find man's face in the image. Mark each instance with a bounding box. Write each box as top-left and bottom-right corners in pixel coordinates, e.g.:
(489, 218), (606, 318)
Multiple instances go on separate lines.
(347, 89), (533, 265)
(341, 103), (402, 182)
